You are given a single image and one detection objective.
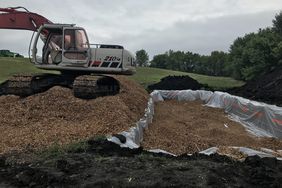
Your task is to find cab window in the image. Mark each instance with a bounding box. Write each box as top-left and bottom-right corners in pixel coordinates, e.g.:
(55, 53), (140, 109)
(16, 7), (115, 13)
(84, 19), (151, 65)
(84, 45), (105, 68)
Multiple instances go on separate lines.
(63, 29), (89, 60)
(64, 29), (89, 50)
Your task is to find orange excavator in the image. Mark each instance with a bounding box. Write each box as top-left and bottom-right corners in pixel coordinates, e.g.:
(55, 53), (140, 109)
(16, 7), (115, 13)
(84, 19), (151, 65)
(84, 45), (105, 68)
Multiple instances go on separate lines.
(0, 7), (136, 98)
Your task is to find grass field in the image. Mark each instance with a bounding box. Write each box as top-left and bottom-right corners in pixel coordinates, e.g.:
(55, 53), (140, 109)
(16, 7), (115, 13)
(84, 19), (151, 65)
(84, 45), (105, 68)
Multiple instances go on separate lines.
(131, 67), (244, 90)
(0, 57), (244, 89)
(0, 57), (54, 83)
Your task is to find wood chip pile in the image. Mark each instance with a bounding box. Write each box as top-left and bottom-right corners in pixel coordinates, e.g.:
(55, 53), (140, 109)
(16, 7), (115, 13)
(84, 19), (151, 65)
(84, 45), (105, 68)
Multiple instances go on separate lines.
(142, 100), (282, 156)
(0, 76), (148, 154)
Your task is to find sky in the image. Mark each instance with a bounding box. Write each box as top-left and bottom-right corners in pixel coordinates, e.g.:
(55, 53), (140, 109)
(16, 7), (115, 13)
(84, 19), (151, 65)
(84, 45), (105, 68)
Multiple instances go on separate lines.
(0, 0), (282, 58)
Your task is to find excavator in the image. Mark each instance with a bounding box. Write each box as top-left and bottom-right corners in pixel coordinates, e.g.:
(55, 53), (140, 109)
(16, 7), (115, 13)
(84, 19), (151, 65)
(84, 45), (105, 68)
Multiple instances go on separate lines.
(0, 7), (136, 98)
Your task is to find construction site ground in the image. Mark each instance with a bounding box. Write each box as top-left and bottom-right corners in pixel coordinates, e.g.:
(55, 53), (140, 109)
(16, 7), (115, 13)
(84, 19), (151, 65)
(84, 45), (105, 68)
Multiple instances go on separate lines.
(0, 76), (148, 154)
(1, 76), (282, 187)
(142, 100), (282, 158)
(229, 66), (282, 106)
(147, 75), (204, 91)
(0, 139), (282, 187)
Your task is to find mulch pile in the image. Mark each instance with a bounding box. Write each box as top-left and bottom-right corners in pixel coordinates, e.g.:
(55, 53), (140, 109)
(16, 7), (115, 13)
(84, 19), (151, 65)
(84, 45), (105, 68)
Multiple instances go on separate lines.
(142, 100), (282, 156)
(229, 67), (282, 106)
(0, 76), (148, 154)
(148, 75), (203, 91)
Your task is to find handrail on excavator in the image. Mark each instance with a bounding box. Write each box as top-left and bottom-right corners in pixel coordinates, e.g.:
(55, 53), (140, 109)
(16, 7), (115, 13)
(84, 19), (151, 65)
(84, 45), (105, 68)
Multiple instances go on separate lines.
(0, 6), (30, 13)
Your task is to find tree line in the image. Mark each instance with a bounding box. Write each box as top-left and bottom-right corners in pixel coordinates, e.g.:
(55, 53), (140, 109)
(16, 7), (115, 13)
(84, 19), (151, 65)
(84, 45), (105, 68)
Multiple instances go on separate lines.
(136, 11), (282, 81)
(0, 50), (23, 58)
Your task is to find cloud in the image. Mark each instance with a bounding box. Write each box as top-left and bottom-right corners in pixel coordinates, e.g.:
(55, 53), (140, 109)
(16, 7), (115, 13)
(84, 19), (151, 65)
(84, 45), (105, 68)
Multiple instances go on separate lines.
(0, 0), (281, 57)
(107, 10), (278, 57)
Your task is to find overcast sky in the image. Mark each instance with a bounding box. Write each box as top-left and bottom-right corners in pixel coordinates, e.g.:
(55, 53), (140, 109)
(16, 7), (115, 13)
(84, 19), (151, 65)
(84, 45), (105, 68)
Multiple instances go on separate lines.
(0, 0), (281, 58)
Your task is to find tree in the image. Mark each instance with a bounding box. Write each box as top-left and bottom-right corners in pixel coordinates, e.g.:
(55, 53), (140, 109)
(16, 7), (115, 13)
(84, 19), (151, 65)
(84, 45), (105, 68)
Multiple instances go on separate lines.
(229, 28), (282, 80)
(273, 11), (282, 36)
(135, 49), (149, 67)
(150, 50), (229, 76)
(150, 54), (168, 68)
(209, 51), (229, 76)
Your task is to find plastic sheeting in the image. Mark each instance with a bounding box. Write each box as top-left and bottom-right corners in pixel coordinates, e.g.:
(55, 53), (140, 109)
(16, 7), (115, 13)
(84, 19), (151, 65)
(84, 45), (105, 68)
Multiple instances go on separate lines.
(200, 146), (282, 160)
(108, 98), (154, 149)
(151, 90), (282, 138)
(108, 90), (282, 158)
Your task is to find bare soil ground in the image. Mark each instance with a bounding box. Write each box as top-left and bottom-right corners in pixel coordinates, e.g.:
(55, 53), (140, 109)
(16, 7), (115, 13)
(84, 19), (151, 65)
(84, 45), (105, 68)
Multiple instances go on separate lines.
(142, 100), (282, 155)
(1, 139), (282, 188)
(0, 76), (148, 154)
(229, 66), (282, 106)
(1, 76), (282, 187)
(147, 75), (204, 91)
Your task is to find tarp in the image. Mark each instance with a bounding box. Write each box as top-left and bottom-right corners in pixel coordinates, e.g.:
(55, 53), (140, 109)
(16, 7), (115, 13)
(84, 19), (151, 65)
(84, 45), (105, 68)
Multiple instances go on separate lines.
(108, 90), (282, 158)
(152, 90), (282, 138)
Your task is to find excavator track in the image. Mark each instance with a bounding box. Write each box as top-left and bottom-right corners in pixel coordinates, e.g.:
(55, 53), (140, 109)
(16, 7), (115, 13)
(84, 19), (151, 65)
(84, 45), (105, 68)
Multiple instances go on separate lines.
(0, 74), (120, 99)
(0, 73), (69, 97)
(73, 75), (120, 99)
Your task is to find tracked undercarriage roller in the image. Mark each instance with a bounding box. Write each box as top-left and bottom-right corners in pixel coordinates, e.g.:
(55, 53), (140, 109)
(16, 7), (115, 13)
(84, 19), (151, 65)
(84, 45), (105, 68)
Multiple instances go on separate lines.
(73, 75), (120, 99)
(0, 74), (67, 97)
(0, 74), (120, 99)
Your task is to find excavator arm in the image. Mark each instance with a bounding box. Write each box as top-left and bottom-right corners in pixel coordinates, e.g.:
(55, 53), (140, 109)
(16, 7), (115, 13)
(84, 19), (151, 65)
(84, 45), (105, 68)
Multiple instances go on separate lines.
(0, 7), (52, 35)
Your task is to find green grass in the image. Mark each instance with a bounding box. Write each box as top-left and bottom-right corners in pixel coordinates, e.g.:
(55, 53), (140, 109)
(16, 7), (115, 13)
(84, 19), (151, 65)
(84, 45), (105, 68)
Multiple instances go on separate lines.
(0, 57), (244, 90)
(37, 135), (106, 160)
(0, 57), (55, 83)
(130, 67), (245, 90)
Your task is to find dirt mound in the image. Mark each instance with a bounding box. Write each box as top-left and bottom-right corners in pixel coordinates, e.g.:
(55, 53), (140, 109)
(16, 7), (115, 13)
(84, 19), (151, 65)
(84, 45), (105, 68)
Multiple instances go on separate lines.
(142, 100), (282, 156)
(148, 75), (203, 91)
(0, 76), (148, 154)
(229, 67), (282, 106)
(1, 139), (282, 187)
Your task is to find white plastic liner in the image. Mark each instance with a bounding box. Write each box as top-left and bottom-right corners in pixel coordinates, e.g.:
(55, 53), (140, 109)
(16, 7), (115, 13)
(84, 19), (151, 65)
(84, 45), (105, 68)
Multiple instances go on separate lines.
(152, 90), (282, 138)
(108, 98), (154, 149)
(200, 146), (282, 160)
(108, 90), (282, 158)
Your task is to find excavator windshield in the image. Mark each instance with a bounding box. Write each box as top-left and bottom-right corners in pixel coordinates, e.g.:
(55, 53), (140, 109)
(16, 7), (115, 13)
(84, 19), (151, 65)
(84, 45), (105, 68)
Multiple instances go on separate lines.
(63, 29), (90, 61)
(32, 25), (91, 66)
(64, 29), (89, 50)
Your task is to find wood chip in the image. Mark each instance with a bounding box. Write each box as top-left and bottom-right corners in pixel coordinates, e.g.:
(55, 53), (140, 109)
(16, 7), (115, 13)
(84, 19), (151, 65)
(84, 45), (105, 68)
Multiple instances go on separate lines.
(142, 100), (282, 155)
(0, 76), (148, 154)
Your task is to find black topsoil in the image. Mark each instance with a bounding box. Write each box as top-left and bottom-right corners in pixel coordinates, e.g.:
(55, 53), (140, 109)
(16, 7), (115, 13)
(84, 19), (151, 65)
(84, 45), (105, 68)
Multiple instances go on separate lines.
(0, 138), (282, 188)
(148, 75), (204, 91)
(229, 67), (282, 106)
(148, 72), (282, 106)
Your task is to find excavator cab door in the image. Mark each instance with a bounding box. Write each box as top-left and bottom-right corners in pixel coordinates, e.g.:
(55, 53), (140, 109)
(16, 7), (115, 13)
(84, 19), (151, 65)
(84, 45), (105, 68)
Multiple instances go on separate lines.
(61, 27), (90, 67)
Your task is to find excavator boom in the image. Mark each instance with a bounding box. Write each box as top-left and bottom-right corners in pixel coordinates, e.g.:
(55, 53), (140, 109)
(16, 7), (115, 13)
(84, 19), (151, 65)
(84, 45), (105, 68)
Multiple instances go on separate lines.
(0, 7), (52, 35)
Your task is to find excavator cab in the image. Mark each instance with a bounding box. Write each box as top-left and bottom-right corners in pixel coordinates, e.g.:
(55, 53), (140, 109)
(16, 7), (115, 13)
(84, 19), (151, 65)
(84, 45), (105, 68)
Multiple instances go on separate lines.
(62, 27), (90, 66)
(32, 24), (91, 67)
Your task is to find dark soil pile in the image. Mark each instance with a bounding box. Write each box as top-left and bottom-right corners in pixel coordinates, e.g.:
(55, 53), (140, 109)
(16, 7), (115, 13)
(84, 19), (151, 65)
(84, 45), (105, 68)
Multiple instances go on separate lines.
(229, 67), (282, 106)
(148, 75), (203, 91)
(1, 139), (282, 187)
(0, 76), (148, 154)
(142, 100), (282, 156)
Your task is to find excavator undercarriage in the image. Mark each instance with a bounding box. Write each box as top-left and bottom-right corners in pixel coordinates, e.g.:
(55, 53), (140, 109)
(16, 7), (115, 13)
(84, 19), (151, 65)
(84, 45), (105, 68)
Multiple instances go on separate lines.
(73, 75), (120, 99)
(0, 74), (120, 99)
